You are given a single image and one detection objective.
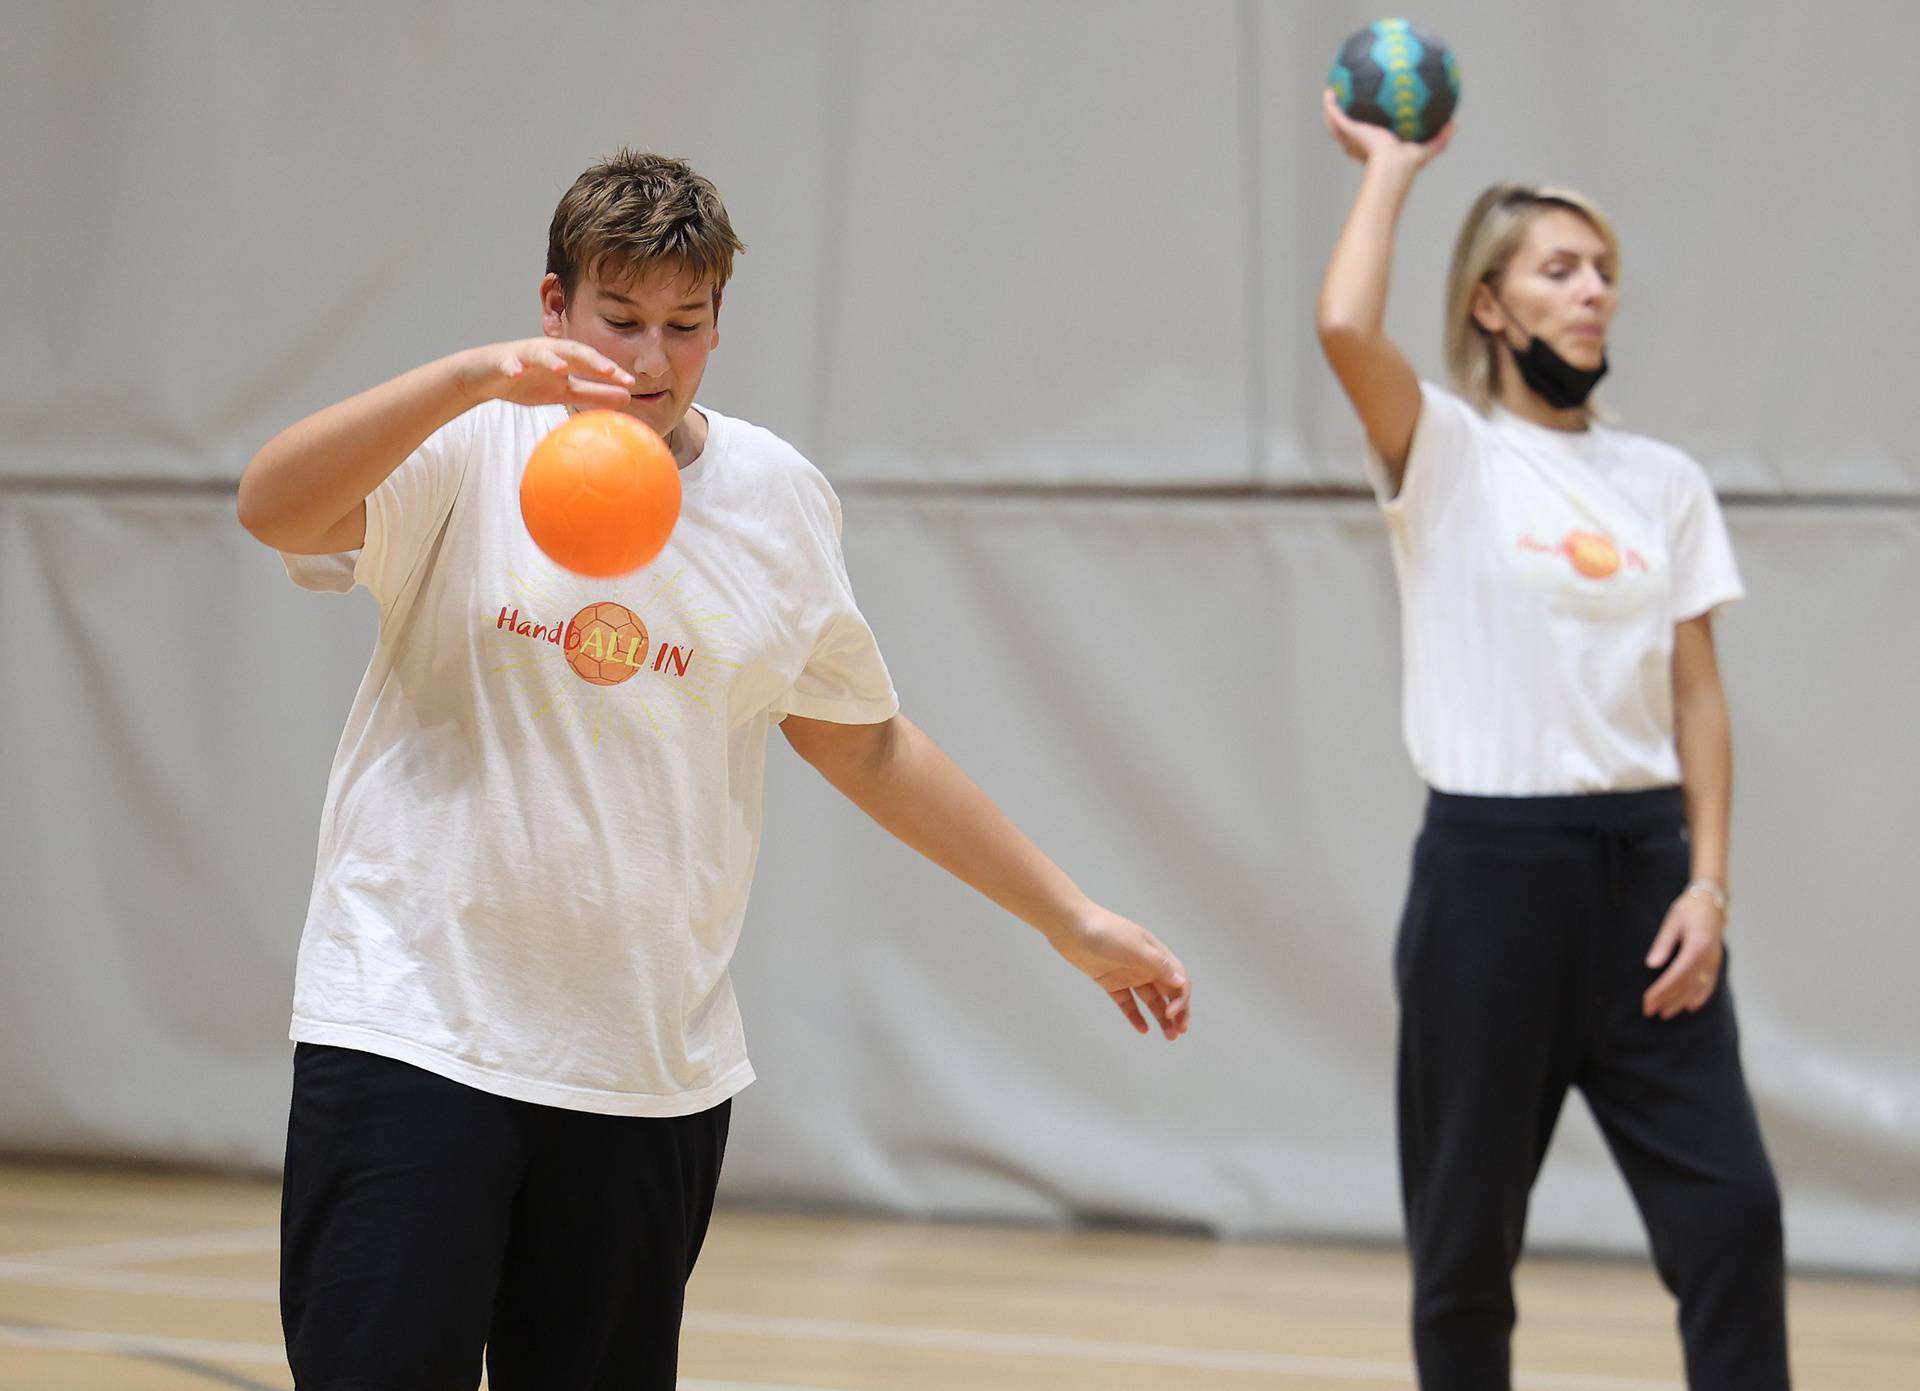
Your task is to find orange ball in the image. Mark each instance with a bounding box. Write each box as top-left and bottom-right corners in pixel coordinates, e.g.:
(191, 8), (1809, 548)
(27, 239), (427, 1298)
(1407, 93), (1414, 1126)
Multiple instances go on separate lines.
(519, 410), (681, 577)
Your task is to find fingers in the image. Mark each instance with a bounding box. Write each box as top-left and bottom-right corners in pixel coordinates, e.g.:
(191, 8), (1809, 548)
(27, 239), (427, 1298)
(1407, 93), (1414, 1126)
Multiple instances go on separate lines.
(1644, 946), (1718, 1021)
(498, 346), (572, 383)
(1157, 960), (1191, 1036)
(1679, 973), (1718, 1014)
(1132, 935), (1190, 1039)
(1642, 960), (1688, 1019)
(1105, 978), (1190, 1041)
(565, 378), (637, 408)
(1110, 989), (1149, 1035)
(1643, 922), (1692, 1017)
(1137, 983), (1178, 1041)
(552, 339), (635, 386)
(1644, 910), (1683, 970)
(489, 339), (637, 407)
(1321, 89), (1363, 158)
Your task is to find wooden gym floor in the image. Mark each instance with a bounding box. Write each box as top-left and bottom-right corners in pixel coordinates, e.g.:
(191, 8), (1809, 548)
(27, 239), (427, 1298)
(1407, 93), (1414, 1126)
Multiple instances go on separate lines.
(0, 1159), (1913, 1389)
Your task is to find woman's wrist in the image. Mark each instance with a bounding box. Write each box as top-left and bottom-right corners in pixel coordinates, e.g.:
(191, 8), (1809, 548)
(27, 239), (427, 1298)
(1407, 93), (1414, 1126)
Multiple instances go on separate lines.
(1363, 145), (1425, 185)
(1684, 878), (1729, 914)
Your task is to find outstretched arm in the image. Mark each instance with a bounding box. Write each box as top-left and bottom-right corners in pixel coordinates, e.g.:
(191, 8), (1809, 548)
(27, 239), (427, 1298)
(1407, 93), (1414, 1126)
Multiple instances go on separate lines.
(780, 712), (1191, 1039)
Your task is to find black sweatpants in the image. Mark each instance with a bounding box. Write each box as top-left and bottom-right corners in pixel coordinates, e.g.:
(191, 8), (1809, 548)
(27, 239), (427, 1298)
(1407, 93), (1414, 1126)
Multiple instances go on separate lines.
(1395, 787), (1788, 1391)
(280, 1043), (730, 1391)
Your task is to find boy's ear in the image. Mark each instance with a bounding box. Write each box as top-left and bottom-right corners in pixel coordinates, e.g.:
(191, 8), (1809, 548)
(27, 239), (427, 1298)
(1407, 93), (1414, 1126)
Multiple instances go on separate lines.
(539, 273), (568, 337)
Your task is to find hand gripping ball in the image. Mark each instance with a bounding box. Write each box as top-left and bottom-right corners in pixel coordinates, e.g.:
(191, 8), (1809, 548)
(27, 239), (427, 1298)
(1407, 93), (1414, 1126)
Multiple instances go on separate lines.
(1329, 18), (1461, 144)
(519, 410), (681, 577)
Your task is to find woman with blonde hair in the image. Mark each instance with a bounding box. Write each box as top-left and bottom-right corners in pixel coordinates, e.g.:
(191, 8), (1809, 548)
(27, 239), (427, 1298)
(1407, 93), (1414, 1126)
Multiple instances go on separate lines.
(1315, 92), (1790, 1390)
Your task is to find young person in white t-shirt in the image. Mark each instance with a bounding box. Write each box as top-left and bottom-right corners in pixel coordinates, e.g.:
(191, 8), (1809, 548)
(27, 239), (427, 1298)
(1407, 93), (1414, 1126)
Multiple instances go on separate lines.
(237, 149), (1192, 1391)
(1315, 95), (1788, 1391)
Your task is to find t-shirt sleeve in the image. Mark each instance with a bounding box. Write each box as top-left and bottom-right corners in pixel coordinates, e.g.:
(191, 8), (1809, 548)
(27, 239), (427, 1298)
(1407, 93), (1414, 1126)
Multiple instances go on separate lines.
(1667, 454), (1744, 622)
(1362, 381), (1482, 533)
(276, 407), (477, 606)
(772, 477), (899, 725)
(280, 549), (360, 593)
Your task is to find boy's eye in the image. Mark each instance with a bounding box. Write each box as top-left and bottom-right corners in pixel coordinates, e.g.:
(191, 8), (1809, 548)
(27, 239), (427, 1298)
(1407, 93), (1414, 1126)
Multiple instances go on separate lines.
(604, 318), (636, 331)
(669, 323), (700, 333)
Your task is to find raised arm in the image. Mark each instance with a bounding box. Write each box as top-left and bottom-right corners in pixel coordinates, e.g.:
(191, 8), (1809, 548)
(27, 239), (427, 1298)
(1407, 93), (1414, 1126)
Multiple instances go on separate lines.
(236, 341), (635, 554)
(1315, 89), (1453, 495)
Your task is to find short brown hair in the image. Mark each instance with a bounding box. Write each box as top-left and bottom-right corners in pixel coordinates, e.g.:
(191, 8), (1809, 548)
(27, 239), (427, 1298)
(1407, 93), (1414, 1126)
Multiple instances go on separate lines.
(547, 149), (745, 307)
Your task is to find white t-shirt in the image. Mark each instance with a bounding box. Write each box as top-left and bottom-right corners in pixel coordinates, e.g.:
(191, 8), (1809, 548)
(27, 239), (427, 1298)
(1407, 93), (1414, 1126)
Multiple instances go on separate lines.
(1364, 384), (1743, 796)
(281, 400), (897, 1116)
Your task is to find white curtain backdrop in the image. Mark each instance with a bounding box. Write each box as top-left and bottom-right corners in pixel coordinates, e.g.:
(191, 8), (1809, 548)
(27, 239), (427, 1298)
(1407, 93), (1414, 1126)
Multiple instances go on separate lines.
(3, 0), (1916, 1275)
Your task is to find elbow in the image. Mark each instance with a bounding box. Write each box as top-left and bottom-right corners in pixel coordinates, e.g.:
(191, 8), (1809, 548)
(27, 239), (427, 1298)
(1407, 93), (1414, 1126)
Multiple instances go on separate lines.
(235, 462), (308, 551)
(1315, 282), (1365, 342)
(1315, 315), (1376, 360)
(234, 469), (280, 547)
(235, 475), (267, 541)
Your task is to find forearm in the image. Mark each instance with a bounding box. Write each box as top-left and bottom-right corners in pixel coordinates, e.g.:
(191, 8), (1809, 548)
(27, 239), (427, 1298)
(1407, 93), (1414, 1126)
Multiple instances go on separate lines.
(1675, 689), (1733, 887)
(1316, 154), (1421, 338)
(238, 352), (477, 547)
(808, 716), (1091, 941)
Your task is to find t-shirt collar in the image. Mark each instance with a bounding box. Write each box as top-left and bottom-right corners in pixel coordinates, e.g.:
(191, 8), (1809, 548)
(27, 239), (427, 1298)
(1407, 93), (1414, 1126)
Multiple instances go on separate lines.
(677, 404), (717, 488)
(1491, 401), (1601, 450)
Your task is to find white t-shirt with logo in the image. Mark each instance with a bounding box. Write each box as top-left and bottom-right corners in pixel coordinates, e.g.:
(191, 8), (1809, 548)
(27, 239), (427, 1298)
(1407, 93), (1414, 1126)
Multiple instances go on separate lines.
(1364, 384), (1743, 796)
(281, 400), (897, 1116)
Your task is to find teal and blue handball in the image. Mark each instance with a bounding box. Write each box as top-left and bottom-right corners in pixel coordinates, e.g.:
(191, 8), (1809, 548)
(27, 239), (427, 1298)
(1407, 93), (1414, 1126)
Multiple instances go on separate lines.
(1328, 18), (1461, 144)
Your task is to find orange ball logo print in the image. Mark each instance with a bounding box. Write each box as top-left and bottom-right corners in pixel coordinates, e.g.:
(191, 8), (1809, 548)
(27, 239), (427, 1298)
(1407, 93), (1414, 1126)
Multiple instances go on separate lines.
(566, 602), (648, 687)
(487, 568), (728, 745)
(1565, 531), (1621, 579)
(1517, 529), (1646, 579)
(493, 595), (702, 687)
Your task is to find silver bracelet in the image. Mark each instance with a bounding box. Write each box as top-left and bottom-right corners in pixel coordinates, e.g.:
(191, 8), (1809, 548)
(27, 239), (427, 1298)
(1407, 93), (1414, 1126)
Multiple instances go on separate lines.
(1684, 878), (1729, 912)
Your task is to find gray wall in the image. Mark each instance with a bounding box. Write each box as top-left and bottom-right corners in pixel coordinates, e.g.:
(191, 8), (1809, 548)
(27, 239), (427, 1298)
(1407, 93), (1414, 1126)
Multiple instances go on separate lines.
(3, 1), (1915, 1274)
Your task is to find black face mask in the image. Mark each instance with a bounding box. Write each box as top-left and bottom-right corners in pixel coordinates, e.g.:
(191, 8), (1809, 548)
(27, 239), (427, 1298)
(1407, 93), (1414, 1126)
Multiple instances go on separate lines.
(1493, 295), (1608, 410)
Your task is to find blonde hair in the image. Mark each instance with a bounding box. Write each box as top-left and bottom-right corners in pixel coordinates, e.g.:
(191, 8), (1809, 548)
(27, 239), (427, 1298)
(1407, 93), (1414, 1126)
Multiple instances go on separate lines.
(1443, 183), (1620, 417)
(547, 149), (745, 308)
